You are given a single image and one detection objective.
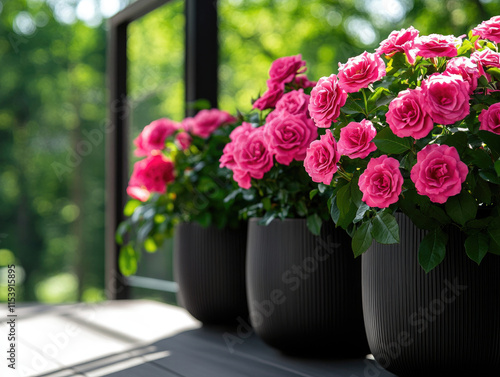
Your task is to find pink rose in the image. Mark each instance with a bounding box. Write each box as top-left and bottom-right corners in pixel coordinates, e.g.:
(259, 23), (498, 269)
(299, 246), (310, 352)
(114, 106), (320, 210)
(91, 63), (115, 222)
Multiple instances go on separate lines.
(220, 123), (255, 171)
(445, 57), (480, 94)
(231, 127), (274, 189)
(133, 118), (178, 156)
(191, 109), (237, 138)
(358, 155), (403, 208)
(229, 121), (254, 141)
(268, 54), (307, 86)
(304, 130), (340, 185)
(127, 155), (175, 202)
(253, 80), (285, 111)
(275, 89), (310, 117)
(472, 16), (500, 43)
(338, 52), (386, 93)
(292, 74), (317, 88)
(471, 49), (500, 79)
(337, 119), (377, 159)
(308, 74), (347, 128)
(413, 34), (461, 58)
(479, 103), (500, 135)
(175, 131), (192, 151)
(264, 113), (318, 165)
(410, 144), (468, 204)
(180, 117), (196, 133)
(421, 73), (470, 125)
(386, 88), (434, 139)
(376, 26), (419, 64)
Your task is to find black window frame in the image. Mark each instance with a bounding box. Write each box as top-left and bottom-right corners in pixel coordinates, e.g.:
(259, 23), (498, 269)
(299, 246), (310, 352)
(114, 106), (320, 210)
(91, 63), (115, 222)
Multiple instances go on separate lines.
(105, 0), (218, 299)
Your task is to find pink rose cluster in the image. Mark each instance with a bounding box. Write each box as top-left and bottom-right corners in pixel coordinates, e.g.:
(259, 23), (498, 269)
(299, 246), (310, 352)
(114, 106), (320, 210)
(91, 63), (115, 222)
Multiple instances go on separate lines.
(128, 109), (237, 201)
(308, 52), (385, 128)
(127, 154), (175, 202)
(253, 54), (316, 111)
(222, 88), (318, 189)
(304, 119), (377, 185)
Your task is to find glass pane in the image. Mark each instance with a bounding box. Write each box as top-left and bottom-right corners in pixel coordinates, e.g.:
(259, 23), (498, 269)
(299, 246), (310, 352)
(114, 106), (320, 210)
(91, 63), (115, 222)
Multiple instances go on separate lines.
(126, 0), (184, 303)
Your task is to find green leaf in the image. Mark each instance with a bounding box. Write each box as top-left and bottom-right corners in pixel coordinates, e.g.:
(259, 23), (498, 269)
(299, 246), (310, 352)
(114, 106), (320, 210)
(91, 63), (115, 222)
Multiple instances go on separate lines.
(354, 202), (370, 223)
(352, 221), (373, 257)
(119, 245), (138, 276)
(115, 221), (130, 245)
(444, 191), (477, 226)
(196, 212), (212, 227)
(373, 127), (412, 154)
(486, 67), (500, 81)
(262, 197), (272, 211)
(367, 87), (390, 112)
(464, 232), (489, 265)
(330, 196), (340, 224)
(336, 182), (357, 228)
(466, 148), (492, 169)
(473, 178), (492, 205)
(495, 160), (500, 177)
(307, 213), (322, 236)
(418, 228), (448, 273)
(258, 210), (277, 226)
(478, 130), (500, 156)
(144, 237), (158, 253)
(309, 189), (319, 200)
(371, 210), (400, 244)
(440, 132), (468, 155)
(479, 170), (500, 184)
(296, 199), (308, 217)
(124, 200), (141, 217)
(488, 217), (500, 250)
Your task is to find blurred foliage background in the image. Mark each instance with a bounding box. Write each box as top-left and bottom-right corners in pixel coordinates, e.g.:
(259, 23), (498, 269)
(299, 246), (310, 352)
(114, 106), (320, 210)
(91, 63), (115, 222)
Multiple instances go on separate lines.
(0, 0), (496, 303)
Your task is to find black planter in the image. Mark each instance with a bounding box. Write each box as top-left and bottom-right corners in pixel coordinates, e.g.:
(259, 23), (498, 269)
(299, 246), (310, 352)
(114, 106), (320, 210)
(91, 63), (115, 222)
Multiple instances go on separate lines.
(174, 222), (248, 325)
(246, 218), (368, 355)
(362, 213), (500, 376)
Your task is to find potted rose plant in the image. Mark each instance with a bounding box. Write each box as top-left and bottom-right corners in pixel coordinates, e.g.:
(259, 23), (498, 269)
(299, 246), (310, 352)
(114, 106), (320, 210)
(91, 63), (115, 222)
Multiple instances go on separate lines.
(220, 54), (368, 355)
(116, 109), (250, 325)
(304, 17), (500, 375)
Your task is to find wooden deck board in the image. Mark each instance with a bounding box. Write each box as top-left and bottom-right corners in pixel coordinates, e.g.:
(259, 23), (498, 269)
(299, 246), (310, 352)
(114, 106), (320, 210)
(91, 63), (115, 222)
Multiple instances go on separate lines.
(3, 300), (395, 377)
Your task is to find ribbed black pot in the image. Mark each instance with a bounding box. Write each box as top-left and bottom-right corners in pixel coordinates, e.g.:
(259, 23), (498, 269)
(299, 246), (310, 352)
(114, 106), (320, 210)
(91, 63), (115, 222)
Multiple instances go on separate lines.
(362, 213), (500, 376)
(174, 222), (248, 325)
(246, 218), (369, 355)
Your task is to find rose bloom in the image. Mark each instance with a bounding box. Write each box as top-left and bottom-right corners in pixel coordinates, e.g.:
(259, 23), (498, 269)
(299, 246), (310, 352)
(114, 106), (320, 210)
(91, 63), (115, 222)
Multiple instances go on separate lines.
(230, 127), (274, 189)
(275, 89), (310, 117)
(472, 16), (500, 43)
(265, 113), (318, 165)
(376, 26), (419, 63)
(421, 73), (470, 125)
(337, 119), (377, 159)
(338, 52), (386, 93)
(268, 54), (307, 86)
(175, 131), (192, 151)
(134, 118), (178, 156)
(386, 88), (434, 139)
(471, 49), (500, 78)
(190, 109), (236, 138)
(308, 74), (347, 128)
(358, 155), (403, 208)
(303, 130), (340, 185)
(410, 144), (468, 204)
(180, 117), (196, 133)
(479, 103), (500, 135)
(127, 155), (175, 202)
(220, 122), (255, 171)
(253, 80), (285, 111)
(413, 34), (461, 58)
(445, 57), (480, 94)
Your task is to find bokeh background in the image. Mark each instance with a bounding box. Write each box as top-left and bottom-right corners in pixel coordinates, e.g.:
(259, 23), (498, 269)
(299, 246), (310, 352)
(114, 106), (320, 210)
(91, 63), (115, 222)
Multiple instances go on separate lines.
(0, 0), (497, 303)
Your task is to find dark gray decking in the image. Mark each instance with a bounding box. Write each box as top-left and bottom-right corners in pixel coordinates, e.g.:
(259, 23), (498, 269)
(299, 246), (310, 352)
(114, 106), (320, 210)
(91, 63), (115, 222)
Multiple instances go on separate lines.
(2, 300), (395, 377)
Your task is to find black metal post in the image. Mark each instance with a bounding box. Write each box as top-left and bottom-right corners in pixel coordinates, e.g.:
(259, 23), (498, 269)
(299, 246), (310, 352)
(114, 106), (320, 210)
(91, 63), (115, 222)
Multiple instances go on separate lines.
(185, 0), (218, 116)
